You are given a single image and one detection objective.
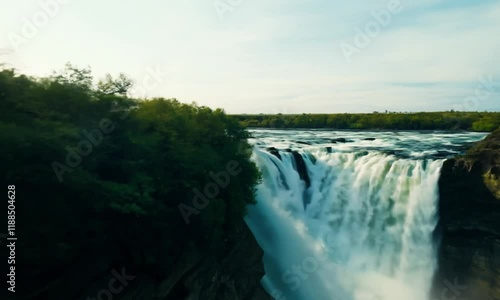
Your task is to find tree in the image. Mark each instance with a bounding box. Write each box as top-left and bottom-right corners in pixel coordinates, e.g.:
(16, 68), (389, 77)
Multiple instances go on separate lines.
(97, 73), (133, 95)
(51, 62), (93, 90)
(234, 112), (500, 132)
(1, 66), (261, 298)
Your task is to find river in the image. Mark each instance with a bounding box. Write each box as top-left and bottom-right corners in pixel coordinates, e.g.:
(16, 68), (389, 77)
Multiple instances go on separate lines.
(244, 129), (487, 300)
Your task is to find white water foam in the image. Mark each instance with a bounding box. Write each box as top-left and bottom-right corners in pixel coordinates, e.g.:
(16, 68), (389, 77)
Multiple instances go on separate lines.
(245, 148), (444, 300)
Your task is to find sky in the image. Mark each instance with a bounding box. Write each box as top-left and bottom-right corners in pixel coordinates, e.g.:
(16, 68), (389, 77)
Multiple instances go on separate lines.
(0, 0), (499, 113)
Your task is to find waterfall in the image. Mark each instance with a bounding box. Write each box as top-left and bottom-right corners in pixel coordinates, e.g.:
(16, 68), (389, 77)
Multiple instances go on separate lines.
(245, 148), (444, 300)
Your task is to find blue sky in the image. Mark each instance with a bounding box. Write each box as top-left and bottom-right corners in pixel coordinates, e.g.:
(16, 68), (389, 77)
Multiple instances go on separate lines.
(1, 0), (499, 113)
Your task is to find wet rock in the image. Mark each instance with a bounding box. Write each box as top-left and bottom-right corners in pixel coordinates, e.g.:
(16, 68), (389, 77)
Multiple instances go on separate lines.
(331, 138), (352, 143)
(433, 129), (500, 300)
(291, 151), (311, 188)
(266, 147), (281, 160)
(332, 138), (346, 143)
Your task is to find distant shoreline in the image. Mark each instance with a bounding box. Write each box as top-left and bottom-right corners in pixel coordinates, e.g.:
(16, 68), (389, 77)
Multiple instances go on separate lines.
(245, 127), (490, 133)
(233, 112), (500, 132)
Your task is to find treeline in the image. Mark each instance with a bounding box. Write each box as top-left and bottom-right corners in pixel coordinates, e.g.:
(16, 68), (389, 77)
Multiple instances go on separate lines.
(234, 112), (500, 131)
(0, 65), (260, 298)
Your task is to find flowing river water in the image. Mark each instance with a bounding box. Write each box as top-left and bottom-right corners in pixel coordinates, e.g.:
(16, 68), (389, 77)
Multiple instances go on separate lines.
(244, 129), (487, 300)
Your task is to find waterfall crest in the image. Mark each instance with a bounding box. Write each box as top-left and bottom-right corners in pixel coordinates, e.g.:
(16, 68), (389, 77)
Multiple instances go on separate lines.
(245, 148), (444, 300)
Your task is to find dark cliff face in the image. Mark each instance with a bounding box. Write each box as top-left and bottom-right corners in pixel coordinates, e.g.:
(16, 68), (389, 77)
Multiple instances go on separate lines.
(26, 218), (270, 300)
(112, 220), (271, 300)
(434, 129), (500, 300)
(162, 220), (271, 300)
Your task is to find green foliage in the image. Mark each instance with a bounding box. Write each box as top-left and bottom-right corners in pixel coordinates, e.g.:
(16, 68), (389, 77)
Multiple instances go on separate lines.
(51, 62), (93, 91)
(235, 111), (500, 132)
(0, 67), (260, 296)
(97, 73), (133, 95)
(471, 116), (500, 132)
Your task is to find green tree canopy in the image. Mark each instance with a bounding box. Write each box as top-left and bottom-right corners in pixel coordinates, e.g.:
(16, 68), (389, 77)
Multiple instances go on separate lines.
(0, 66), (260, 298)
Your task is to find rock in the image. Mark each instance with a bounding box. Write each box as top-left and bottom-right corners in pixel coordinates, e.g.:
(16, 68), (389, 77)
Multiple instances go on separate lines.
(266, 147), (281, 160)
(23, 220), (270, 300)
(332, 138), (347, 143)
(155, 220), (270, 300)
(363, 138), (376, 141)
(433, 129), (500, 300)
(331, 138), (353, 143)
(291, 151), (311, 188)
(382, 150), (397, 156)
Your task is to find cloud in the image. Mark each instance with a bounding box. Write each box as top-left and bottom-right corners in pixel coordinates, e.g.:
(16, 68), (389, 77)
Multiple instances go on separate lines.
(0, 0), (498, 113)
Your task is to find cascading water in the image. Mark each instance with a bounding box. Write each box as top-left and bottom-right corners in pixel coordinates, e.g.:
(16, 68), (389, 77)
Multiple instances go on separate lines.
(244, 130), (487, 300)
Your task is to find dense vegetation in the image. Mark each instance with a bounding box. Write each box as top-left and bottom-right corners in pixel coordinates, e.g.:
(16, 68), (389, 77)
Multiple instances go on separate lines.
(0, 65), (260, 298)
(235, 112), (500, 131)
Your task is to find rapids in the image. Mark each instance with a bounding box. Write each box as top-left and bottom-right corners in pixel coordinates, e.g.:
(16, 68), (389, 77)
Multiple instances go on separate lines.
(244, 129), (487, 300)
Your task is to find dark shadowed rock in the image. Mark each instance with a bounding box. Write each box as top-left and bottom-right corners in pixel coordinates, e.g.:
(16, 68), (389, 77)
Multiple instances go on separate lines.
(266, 147), (281, 160)
(332, 138), (347, 143)
(433, 129), (500, 300)
(291, 151), (311, 188)
(25, 218), (270, 300)
(157, 220), (271, 300)
(331, 138), (353, 143)
(363, 138), (376, 141)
